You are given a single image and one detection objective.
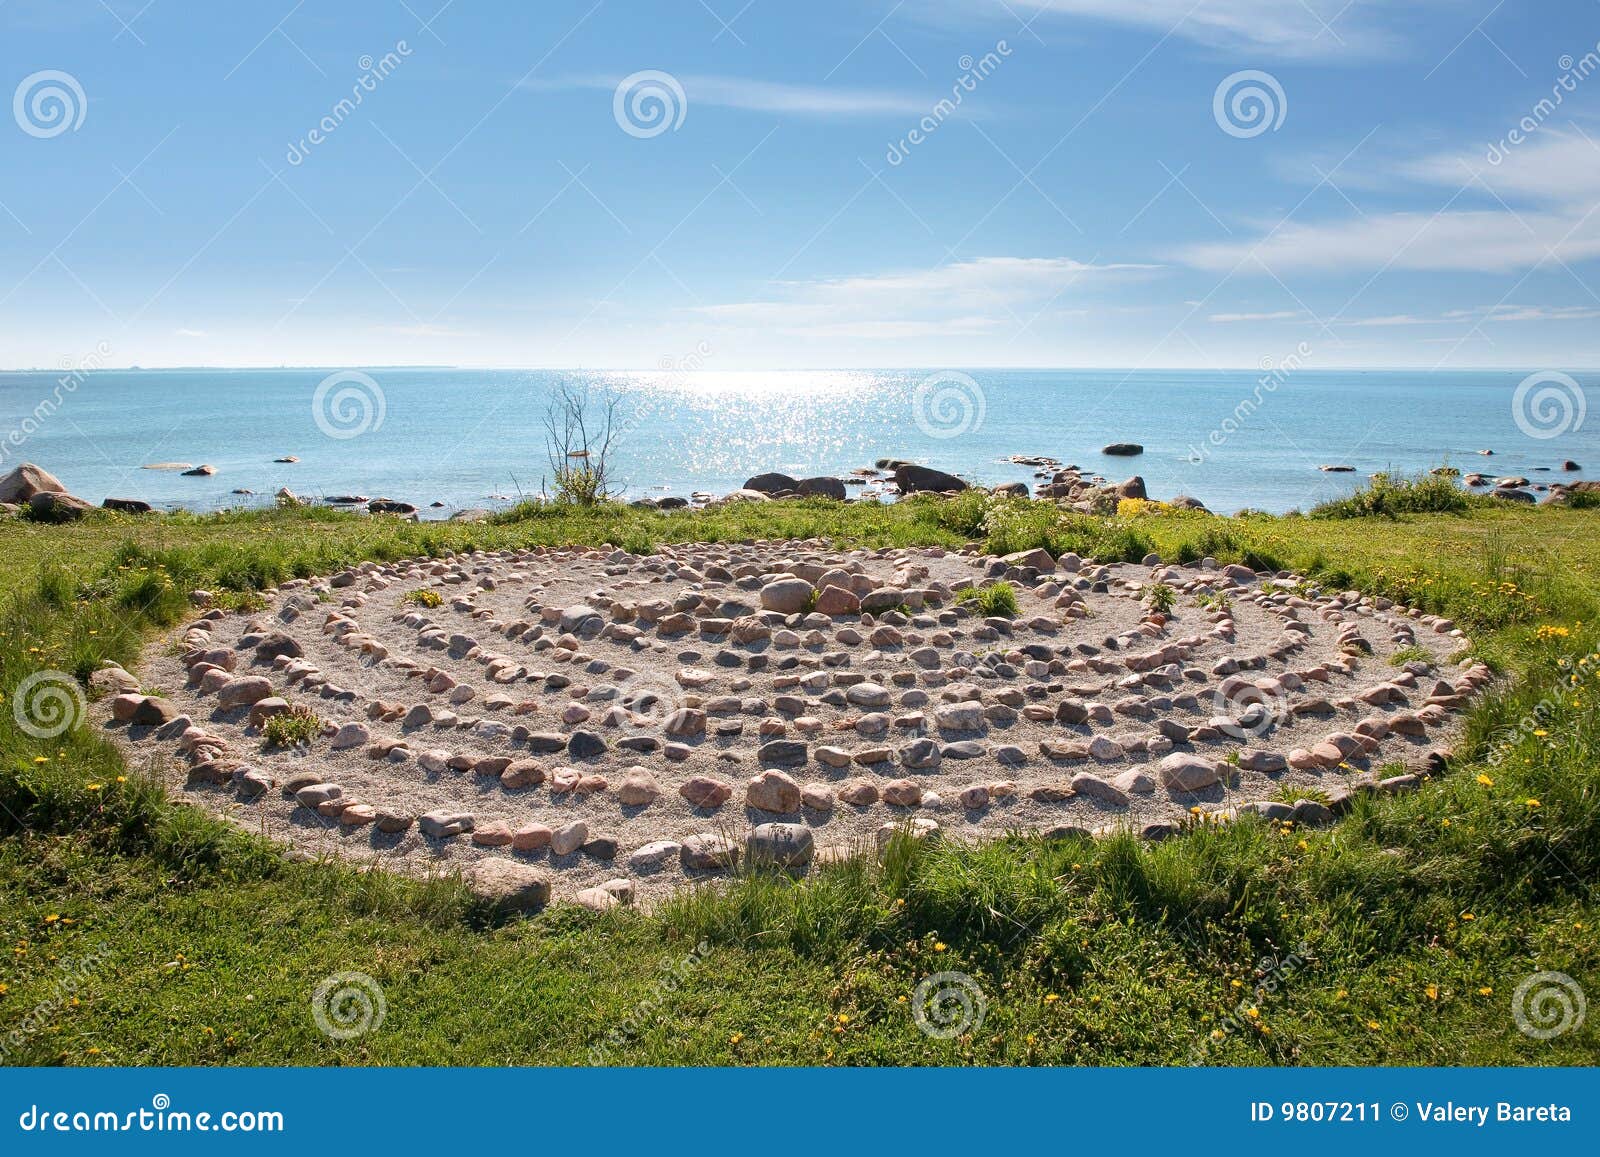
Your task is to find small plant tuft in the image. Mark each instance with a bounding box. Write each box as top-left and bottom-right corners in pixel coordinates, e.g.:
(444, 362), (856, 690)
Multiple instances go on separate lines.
(955, 581), (1018, 617)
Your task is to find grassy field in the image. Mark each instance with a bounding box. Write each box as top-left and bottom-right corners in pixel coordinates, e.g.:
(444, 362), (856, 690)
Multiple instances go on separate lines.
(1, 490), (1596, 1066)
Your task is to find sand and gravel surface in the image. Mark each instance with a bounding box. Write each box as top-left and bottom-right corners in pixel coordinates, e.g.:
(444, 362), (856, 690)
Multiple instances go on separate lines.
(102, 540), (1485, 908)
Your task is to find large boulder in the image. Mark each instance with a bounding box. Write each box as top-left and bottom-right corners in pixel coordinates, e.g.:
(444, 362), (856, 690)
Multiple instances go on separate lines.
(28, 491), (94, 521)
(1115, 476), (1147, 500)
(893, 464), (968, 494)
(1102, 443), (1144, 456)
(465, 860), (552, 914)
(0, 463), (67, 504)
(796, 476), (847, 501)
(743, 472), (799, 495)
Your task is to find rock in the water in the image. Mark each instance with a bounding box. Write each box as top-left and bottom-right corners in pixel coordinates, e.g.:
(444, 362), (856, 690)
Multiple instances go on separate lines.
(795, 476), (847, 501)
(743, 472), (799, 495)
(892, 463), (968, 494)
(1102, 443), (1144, 456)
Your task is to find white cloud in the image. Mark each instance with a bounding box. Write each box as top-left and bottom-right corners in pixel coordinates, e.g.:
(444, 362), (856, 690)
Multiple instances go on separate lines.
(1208, 309), (1301, 322)
(948, 0), (1400, 57)
(528, 74), (931, 117)
(696, 256), (1155, 337)
(173, 327), (208, 337)
(1184, 130), (1600, 273)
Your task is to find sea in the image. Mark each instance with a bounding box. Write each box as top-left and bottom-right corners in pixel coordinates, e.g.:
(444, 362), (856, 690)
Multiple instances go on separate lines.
(1, 367), (1592, 516)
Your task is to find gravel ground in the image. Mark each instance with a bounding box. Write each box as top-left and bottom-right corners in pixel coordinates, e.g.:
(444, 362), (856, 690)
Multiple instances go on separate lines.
(105, 540), (1484, 907)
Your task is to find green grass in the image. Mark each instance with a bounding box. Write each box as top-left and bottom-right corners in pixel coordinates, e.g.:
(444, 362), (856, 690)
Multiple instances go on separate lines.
(954, 581), (1019, 617)
(261, 706), (322, 749)
(1, 493), (1597, 1066)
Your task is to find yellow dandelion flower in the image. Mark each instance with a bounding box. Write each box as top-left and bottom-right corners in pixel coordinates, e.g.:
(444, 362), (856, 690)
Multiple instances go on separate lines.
(33, 757), (48, 765)
(1527, 799), (1541, 808)
(1425, 984), (1438, 1000)
(1044, 994), (1059, 1004)
(1461, 912), (1474, 921)
(729, 1033), (744, 1045)
(1476, 773), (1494, 787)
(933, 942), (947, 952)
(1366, 1020), (1381, 1031)
(1245, 1007), (1260, 1019)
(1478, 987), (1494, 996)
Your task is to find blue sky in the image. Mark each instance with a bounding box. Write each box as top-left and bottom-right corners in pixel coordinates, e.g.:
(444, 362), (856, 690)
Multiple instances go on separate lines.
(3, 0), (1600, 369)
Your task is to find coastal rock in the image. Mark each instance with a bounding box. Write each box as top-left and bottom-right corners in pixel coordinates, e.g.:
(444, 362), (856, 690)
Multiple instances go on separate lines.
(760, 578), (815, 614)
(1102, 443), (1144, 456)
(0, 463), (68, 504)
(747, 769), (802, 813)
(1157, 752), (1223, 793)
(28, 491), (94, 521)
(795, 476), (847, 501)
(746, 823), (815, 872)
(102, 497), (153, 514)
(743, 472), (799, 495)
(465, 860), (552, 913)
(892, 463), (968, 494)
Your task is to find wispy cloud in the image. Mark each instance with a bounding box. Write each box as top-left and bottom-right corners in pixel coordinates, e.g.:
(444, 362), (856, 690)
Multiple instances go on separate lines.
(527, 74), (931, 117)
(1183, 130), (1600, 273)
(937, 0), (1401, 58)
(1208, 309), (1301, 322)
(696, 255), (1154, 337)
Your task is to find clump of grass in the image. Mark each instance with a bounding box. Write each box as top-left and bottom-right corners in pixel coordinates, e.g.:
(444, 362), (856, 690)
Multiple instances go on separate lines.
(612, 525), (657, 557)
(1195, 590), (1232, 613)
(955, 581), (1018, 617)
(262, 705), (321, 748)
(401, 588), (444, 608)
(1144, 582), (1176, 615)
(1311, 471), (1473, 519)
(1388, 644), (1437, 667)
